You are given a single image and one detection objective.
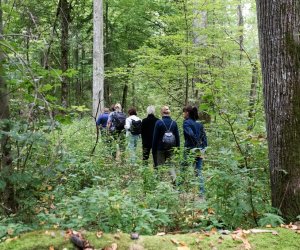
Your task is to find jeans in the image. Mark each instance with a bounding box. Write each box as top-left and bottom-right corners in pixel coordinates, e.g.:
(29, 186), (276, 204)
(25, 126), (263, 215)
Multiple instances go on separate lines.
(183, 149), (205, 196)
(127, 134), (139, 164)
(110, 131), (125, 159)
(195, 157), (205, 195)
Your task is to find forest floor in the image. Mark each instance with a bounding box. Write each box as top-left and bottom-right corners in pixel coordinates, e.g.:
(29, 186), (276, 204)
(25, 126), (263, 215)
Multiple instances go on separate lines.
(1, 227), (299, 250)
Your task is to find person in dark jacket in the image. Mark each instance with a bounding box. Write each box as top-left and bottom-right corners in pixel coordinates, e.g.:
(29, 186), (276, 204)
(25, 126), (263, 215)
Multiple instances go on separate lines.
(152, 106), (180, 183)
(183, 105), (207, 197)
(96, 107), (110, 129)
(141, 106), (159, 165)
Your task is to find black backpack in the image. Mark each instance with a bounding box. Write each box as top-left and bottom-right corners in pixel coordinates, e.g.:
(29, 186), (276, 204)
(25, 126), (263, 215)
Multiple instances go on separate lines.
(162, 120), (176, 150)
(130, 120), (142, 135)
(113, 112), (126, 131)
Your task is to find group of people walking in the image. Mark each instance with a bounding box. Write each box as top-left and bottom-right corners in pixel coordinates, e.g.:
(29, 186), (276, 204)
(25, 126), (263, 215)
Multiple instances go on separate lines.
(96, 103), (207, 197)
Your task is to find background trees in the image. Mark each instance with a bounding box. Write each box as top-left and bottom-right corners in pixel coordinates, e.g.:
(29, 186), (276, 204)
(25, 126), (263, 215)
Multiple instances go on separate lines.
(1, 0), (297, 234)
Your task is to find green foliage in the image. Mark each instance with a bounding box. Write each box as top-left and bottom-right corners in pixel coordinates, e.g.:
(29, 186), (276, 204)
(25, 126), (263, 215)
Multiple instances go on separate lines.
(258, 213), (285, 227)
(0, 217), (33, 243)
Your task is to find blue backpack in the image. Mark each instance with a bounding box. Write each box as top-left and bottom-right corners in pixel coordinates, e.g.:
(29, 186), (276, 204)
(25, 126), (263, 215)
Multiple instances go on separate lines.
(162, 120), (176, 150)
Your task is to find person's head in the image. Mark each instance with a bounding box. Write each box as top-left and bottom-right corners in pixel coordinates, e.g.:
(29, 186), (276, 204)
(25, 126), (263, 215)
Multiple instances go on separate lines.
(114, 103), (122, 112)
(110, 104), (115, 112)
(128, 107), (137, 116)
(183, 105), (199, 120)
(103, 107), (109, 113)
(147, 105), (155, 115)
(161, 106), (171, 116)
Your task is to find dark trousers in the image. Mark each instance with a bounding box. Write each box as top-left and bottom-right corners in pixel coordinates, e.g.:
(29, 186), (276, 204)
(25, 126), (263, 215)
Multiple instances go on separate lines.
(143, 147), (157, 167)
(155, 150), (172, 166)
(143, 147), (151, 161)
(155, 150), (176, 183)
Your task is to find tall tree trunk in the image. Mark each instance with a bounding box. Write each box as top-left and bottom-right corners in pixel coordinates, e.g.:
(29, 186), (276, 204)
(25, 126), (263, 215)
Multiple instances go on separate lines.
(121, 83), (128, 112)
(247, 62), (258, 130)
(237, 1), (244, 64)
(93, 0), (104, 118)
(103, 0), (111, 106)
(60, 0), (70, 107)
(183, 0), (189, 106)
(256, 0), (300, 219)
(132, 82), (136, 107)
(74, 37), (80, 105)
(0, 0), (15, 213)
(192, 1), (207, 107)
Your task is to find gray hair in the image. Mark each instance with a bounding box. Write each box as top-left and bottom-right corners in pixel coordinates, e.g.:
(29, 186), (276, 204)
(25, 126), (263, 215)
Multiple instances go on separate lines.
(147, 105), (155, 115)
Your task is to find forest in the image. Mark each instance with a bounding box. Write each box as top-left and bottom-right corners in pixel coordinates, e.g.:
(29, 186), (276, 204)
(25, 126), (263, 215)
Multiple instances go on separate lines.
(0, 0), (300, 249)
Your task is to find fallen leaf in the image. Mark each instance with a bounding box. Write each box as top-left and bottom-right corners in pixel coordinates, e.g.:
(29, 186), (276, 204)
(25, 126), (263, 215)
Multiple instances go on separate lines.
(210, 227), (217, 234)
(241, 236), (251, 250)
(177, 247), (190, 250)
(96, 231), (103, 238)
(266, 224), (272, 228)
(171, 238), (180, 245)
(243, 230), (251, 234)
(209, 242), (217, 249)
(5, 237), (18, 243)
(218, 236), (224, 244)
(114, 233), (121, 240)
(289, 225), (298, 230)
(208, 208), (215, 214)
(179, 241), (188, 246)
(156, 232), (166, 236)
(204, 232), (211, 237)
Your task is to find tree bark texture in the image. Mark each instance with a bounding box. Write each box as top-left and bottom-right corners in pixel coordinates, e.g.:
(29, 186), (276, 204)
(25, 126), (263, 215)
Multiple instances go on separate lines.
(60, 0), (70, 107)
(93, 0), (104, 118)
(256, 0), (300, 219)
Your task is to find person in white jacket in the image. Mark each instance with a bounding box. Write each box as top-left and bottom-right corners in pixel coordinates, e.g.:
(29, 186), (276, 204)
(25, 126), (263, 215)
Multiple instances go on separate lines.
(125, 107), (142, 164)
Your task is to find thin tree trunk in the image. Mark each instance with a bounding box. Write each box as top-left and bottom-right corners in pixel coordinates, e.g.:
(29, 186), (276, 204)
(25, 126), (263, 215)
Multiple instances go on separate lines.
(256, 0), (300, 219)
(247, 62), (258, 130)
(132, 82), (136, 107)
(60, 0), (70, 107)
(122, 83), (128, 112)
(237, 2), (244, 64)
(93, 0), (104, 118)
(0, 0), (15, 213)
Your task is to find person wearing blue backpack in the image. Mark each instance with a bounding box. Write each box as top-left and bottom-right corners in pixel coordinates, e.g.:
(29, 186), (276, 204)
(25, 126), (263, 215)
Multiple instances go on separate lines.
(182, 105), (207, 198)
(107, 103), (127, 161)
(152, 106), (180, 184)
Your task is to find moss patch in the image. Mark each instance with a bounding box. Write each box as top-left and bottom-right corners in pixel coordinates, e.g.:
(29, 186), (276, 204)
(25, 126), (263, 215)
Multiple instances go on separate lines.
(0, 228), (299, 250)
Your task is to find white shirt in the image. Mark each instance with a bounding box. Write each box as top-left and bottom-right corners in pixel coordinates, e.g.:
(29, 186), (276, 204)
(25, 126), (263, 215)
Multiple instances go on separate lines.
(125, 115), (141, 136)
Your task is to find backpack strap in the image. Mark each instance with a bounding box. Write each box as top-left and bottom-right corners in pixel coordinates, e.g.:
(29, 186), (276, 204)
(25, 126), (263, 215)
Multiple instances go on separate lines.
(162, 119), (173, 132)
